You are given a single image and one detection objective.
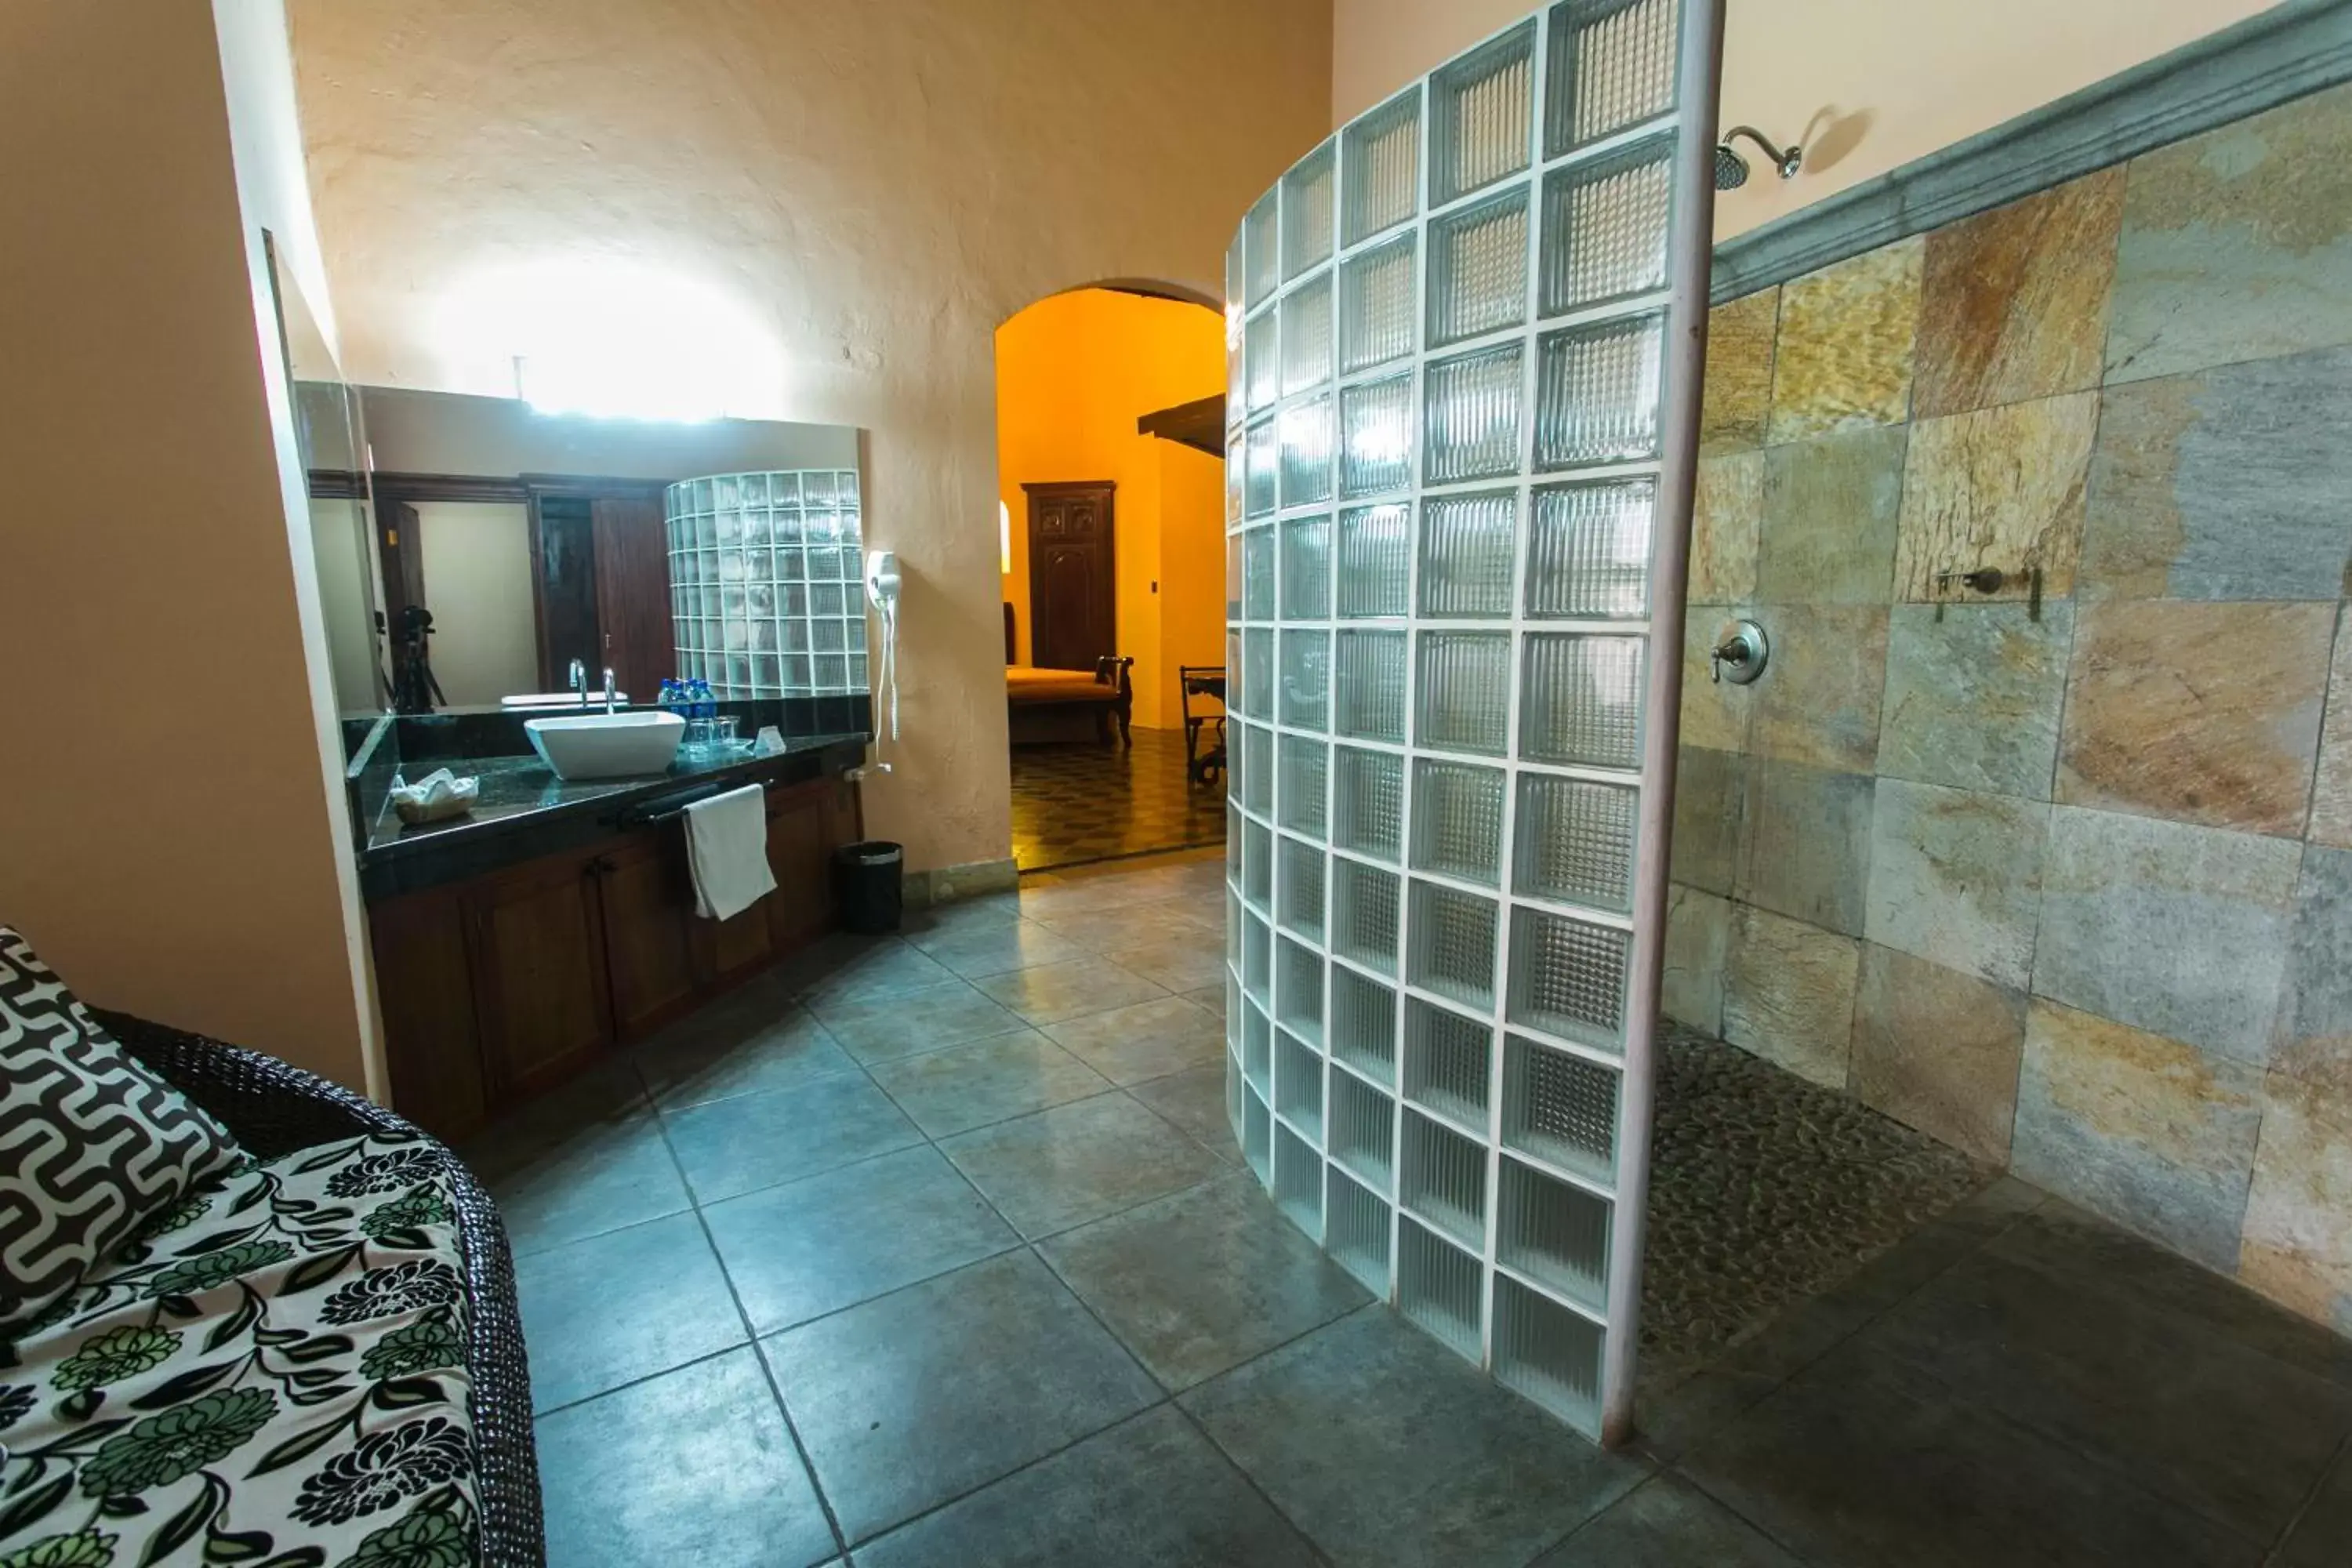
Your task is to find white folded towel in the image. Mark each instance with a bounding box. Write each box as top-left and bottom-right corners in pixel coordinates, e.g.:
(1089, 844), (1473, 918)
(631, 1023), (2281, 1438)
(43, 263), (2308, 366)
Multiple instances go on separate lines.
(682, 784), (777, 920)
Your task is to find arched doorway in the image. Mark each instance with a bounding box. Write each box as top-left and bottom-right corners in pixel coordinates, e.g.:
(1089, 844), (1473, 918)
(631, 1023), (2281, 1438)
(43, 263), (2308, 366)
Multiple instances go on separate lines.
(994, 285), (1230, 871)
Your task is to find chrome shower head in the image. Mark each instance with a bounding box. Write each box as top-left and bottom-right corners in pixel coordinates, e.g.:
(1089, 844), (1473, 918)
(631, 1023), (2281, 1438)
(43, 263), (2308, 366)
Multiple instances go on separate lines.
(1715, 126), (1802, 191)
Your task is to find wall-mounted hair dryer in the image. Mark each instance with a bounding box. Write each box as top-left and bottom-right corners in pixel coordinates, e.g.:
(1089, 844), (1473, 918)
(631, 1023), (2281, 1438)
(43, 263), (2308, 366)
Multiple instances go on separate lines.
(866, 549), (901, 746)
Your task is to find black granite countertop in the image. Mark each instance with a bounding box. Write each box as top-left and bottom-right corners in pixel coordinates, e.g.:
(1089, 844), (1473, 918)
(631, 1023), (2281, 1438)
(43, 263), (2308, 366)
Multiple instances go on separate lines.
(357, 731), (868, 900)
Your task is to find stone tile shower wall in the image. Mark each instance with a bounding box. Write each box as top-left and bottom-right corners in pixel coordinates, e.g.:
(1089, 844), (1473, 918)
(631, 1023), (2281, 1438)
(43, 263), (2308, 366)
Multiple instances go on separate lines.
(1671, 81), (2352, 1336)
(1222, 0), (1713, 1437)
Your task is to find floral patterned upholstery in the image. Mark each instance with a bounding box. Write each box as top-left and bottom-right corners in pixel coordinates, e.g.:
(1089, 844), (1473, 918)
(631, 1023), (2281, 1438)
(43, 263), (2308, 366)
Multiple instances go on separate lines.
(0, 1134), (478, 1568)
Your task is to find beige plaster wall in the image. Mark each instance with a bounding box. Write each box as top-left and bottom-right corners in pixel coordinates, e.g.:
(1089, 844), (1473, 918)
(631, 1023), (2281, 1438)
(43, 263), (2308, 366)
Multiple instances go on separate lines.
(1331, 0), (2276, 238)
(0, 2), (375, 1086)
(287, 0), (1332, 873)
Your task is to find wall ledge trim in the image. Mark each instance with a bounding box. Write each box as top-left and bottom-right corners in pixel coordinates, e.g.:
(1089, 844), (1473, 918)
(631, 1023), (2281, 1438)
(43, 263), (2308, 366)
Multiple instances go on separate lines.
(1711, 0), (2352, 303)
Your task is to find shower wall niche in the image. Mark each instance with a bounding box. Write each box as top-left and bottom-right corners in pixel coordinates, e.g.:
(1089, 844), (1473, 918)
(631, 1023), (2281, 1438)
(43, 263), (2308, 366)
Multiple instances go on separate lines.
(1222, 0), (1715, 1442)
(664, 468), (868, 699)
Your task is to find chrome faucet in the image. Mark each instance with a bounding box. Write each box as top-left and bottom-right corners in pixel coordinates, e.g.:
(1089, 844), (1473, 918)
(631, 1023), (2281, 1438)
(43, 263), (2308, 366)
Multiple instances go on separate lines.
(603, 667), (618, 714)
(568, 658), (587, 706)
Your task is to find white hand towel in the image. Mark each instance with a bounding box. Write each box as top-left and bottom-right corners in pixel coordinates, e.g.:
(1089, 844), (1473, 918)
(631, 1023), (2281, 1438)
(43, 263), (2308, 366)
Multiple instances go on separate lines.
(682, 784), (778, 920)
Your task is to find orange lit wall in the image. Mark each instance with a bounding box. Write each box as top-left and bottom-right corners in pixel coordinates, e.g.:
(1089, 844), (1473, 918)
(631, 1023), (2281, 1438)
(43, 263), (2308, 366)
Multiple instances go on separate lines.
(995, 289), (1226, 731)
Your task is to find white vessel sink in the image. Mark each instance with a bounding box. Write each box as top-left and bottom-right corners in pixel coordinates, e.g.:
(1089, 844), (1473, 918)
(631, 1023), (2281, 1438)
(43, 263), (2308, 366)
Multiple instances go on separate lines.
(502, 691), (626, 709)
(526, 710), (684, 781)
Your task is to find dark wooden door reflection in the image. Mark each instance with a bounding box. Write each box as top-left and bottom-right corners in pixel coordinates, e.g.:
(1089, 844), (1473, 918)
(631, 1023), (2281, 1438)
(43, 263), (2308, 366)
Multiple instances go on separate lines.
(1025, 481), (1116, 670)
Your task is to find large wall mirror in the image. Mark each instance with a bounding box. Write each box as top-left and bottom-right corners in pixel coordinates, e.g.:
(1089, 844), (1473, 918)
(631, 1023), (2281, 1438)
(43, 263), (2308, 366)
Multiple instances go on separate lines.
(352, 390), (860, 715)
(263, 256), (867, 721)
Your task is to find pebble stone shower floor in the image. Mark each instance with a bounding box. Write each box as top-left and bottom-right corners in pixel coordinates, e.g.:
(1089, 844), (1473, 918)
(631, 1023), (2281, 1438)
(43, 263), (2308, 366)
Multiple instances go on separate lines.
(469, 850), (2352, 1567)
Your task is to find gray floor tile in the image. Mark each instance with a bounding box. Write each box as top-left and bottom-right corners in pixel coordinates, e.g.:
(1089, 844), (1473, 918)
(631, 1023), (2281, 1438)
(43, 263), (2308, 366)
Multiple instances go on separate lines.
(703, 1145), (1019, 1334)
(793, 935), (955, 1004)
(1040, 1173), (1367, 1389)
(663, 1075), (922, 1203)
(1018, 873), (1191, 924)
(1988, 1201), (2352, 1390)
(1044, 994), (1225, 1086)
(905, 918), (1091, 980)
(1679, 1338), (2255, 1568)
(514, 1211), (746, 1413)
(467, 1108), (691, 1259)
(1182, 1308), (1647, 1568)
(1116, 931), (1232, 995)
(866, 1029), (1113, 1138)
(761, 1250), (1159, 1544)
(940, 1093), (1226, 1239)
(1030, 898), (1221, 957)
(1863, 1247), (2352, 1541)
(1180, 982), (1227, 1018)
(805, 979), (1029, 1064)
(1534, 1473), (1802, 1567)
(2278, 1442), (2352, 1568)
(855, 1406), (1319, 1568)
(898, 893), (1022, 946)
(633, 991), (860, 1111)
(536, 1348), (835, 1568)
(1127, 1064), (1245, 1166)
(972, 956), (1170, 1025)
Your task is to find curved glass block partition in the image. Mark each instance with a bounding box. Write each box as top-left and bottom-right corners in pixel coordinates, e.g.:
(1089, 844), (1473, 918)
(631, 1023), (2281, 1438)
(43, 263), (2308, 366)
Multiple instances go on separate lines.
(1222, 0), (1720, 1442)
(664, 469), (867, 698)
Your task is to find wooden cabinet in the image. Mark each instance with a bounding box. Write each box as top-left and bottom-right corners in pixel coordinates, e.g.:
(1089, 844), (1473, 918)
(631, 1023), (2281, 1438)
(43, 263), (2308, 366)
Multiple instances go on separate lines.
(766, 775), (855, 951)
(595, 833), (700, 1038)
(466, 846), (614, 1102)
(367, 771), (863, 1140)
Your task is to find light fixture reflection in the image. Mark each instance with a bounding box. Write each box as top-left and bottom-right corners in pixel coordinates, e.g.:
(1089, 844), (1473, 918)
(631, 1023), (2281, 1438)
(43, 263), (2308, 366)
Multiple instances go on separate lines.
(437, 257), (782, 422)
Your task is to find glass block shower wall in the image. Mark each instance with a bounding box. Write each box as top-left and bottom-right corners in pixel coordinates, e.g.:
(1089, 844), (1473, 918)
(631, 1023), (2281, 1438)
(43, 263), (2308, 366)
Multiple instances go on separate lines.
(1221, 0), (1719, 1443)
(663, 469), (868, 698)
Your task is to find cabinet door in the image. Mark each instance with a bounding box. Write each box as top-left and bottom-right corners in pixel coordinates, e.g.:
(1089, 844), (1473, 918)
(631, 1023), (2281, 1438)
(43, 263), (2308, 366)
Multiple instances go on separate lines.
(764, 775), (866, 952)
(765, 785), (836, 951)
(466, 850), (613, 1100)
(596, 832), (702, 1039)
(368, 888), (489, 1142)
(701, 898), (775, 990)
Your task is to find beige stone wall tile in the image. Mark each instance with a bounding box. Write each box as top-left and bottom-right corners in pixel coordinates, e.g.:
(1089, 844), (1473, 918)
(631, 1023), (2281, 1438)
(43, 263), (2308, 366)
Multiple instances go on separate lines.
(2012, 998), (2263, 1272)
(2311, 608), (2352, 850)
(1690, 450), (1762, 604)
(1722, 903), (1860, 1090)
(1679, 610), (1759, 754)
(1700, 287), (1779, 454)
(2239, 1071), (2352, 1337)
(2056, 600), (2333, 837)
(1663, 884), (1731, 1036)
(1748, 603), (1888, 775)
(1766, 238), (1922, 445)
(1853, 945), (2027, 1165)
(2108, 82), (2352, 384)
(1756, 425), (1905, 605)
(1894, 390), (2099, 604)
(1915, 167), (2125, 418)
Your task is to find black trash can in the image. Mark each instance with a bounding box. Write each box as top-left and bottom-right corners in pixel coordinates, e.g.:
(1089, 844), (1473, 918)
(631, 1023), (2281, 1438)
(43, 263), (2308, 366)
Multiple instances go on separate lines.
(833, 840), (905, 934)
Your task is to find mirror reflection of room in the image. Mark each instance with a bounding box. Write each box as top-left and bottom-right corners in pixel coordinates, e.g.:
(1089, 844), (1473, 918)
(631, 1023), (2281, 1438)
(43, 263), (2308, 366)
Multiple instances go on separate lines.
(321, 387), (862, 717)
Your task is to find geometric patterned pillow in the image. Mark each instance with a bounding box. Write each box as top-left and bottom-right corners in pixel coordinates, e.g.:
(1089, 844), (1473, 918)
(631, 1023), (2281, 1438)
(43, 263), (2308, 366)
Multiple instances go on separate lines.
(0, 927), (245, 1330)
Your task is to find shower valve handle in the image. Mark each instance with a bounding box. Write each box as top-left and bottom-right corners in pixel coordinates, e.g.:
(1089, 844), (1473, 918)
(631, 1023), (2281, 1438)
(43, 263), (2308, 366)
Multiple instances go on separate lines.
(1710, 620), (1770, 686)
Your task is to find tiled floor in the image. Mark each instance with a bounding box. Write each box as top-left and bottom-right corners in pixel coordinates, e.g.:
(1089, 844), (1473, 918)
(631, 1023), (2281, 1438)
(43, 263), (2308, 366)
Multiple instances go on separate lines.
(1008, 728), (1225, 871)
(470, 851), (2352, 1568)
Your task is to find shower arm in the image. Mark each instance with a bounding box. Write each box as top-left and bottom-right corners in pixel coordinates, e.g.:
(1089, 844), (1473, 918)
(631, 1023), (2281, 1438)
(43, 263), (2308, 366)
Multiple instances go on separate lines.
(1721, 125), (1802, 178)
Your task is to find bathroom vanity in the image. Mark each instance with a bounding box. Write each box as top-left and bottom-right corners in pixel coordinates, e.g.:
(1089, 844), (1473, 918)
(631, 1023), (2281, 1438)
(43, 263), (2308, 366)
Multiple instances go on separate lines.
(347, 702), (869, 1141)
